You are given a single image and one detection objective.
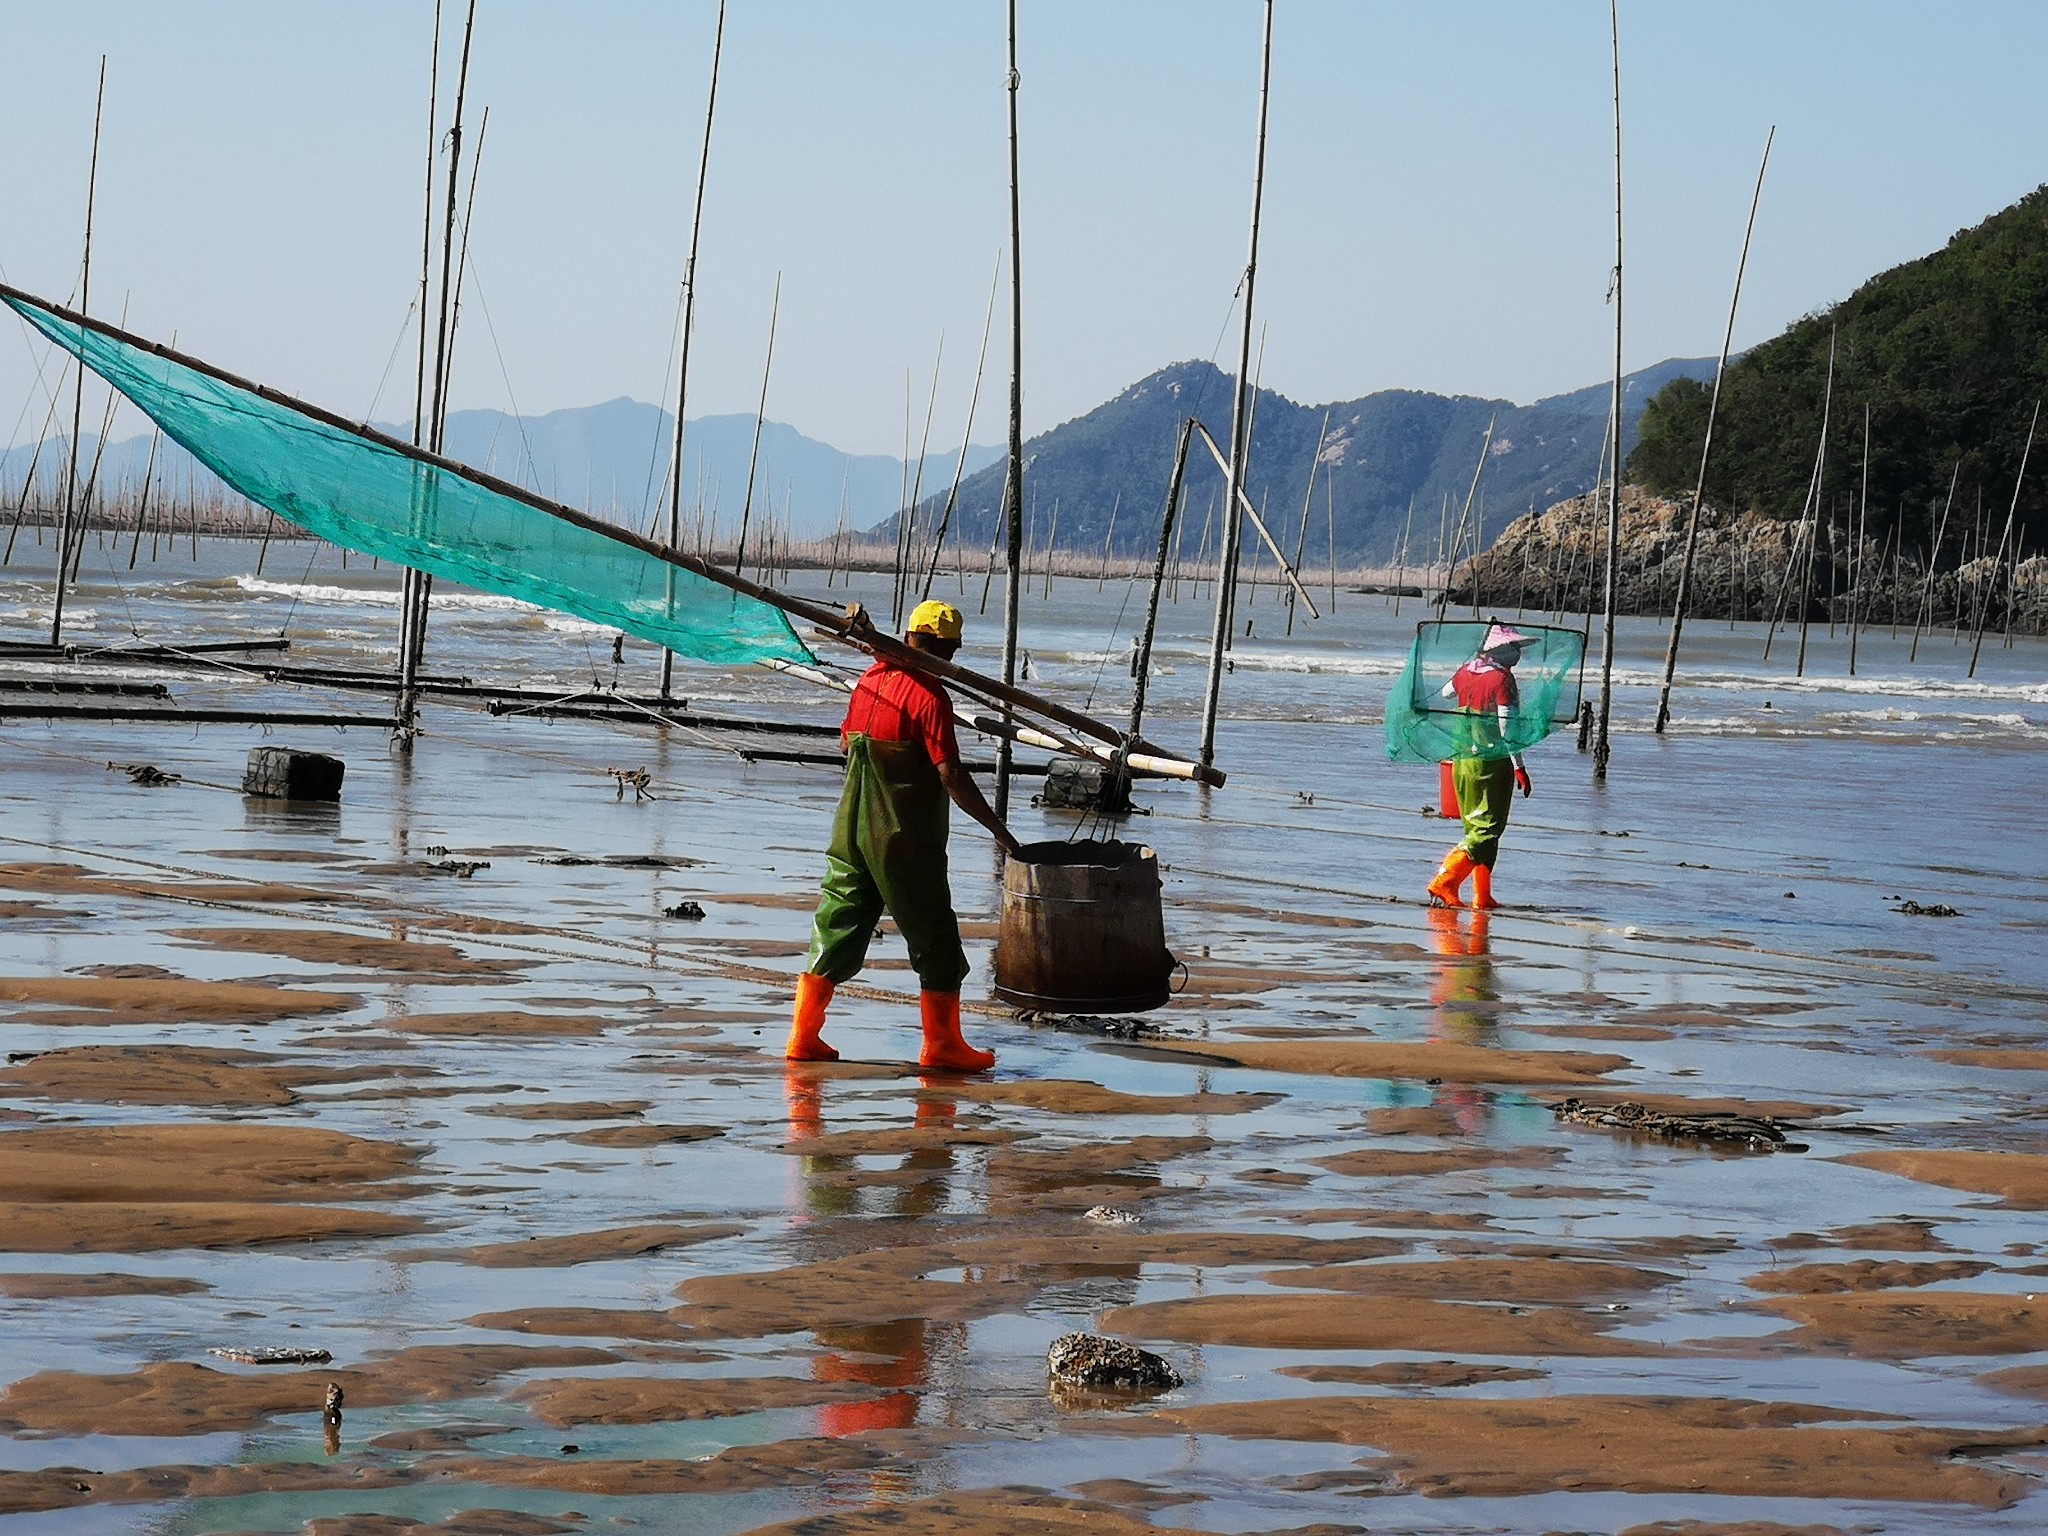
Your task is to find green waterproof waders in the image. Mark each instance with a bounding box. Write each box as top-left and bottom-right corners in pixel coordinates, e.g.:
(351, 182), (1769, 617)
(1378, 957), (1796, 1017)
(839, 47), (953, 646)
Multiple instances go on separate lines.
(803, 734), (969, 992)
(1451, 755), (1515, 870)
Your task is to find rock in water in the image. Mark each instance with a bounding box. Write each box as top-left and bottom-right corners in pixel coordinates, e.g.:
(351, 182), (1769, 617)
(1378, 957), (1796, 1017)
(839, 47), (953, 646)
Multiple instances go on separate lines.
(1046, 1333), (1182, 1394)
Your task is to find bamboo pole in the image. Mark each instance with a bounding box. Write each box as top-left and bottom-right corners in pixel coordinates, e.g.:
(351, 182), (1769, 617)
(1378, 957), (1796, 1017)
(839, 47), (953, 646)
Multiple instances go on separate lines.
(1848, 404), (1869, 675)
(1284, 407), (1329, 635)
(894, 333), (945, 625)
(1592, 0), (1624, 781)
(1325, 465), (1337, 613)
(1098, 491), (1121, 590)
(995, 0), (1027, 818)
(1129, 420), (1194, 743)
(732, 272), (780, 578)
(660, 0), (726, 700)
(1909, 463), (1958, 662)
(399, 0), (476, 736)
(1765, 326), (1834, 662)
(1189, 421), (1319, 617)
(1197, 0), (1274, 771)
(1434, 416), (1495, 617)
(922, 251), (1000, 601)
(1969, 400), (2038, 677)
(50, 56), (105, 647)
(125, 422), (162, 569)
(1653, 125), (1770, 732)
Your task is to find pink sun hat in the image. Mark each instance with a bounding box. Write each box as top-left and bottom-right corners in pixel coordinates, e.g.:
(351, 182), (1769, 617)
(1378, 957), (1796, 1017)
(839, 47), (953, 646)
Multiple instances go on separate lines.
(1482, 622), (1533, 653)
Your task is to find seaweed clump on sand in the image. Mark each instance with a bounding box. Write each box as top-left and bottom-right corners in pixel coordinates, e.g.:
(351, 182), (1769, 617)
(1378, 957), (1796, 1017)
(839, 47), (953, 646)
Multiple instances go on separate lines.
(1551, 1097), (1805, 1153)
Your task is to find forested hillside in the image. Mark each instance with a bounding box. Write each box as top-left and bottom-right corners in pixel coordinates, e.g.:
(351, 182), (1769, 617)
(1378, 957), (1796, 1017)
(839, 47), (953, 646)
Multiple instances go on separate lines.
(1628, 184), (2048, 558)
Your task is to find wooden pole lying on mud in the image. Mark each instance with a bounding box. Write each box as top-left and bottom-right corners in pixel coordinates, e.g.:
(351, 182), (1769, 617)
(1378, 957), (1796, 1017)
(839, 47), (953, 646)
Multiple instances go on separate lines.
(1654, 125), (1770, 733)
(50, 56), (105, 648)
(1592, 0), (1624, 782)
(1197, 0), (1274, 772)
(660, 0), (726, 702)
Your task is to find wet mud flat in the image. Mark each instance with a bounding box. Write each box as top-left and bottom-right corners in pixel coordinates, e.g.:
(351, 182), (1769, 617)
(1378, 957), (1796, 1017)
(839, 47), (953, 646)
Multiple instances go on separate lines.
(0, 692), (2046, 1536)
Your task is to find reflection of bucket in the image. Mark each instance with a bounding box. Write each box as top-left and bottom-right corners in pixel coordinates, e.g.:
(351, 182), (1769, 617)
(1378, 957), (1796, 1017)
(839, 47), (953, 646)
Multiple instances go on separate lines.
(993, 840), (1172, 1014)
(1439, 761), (1461, 819)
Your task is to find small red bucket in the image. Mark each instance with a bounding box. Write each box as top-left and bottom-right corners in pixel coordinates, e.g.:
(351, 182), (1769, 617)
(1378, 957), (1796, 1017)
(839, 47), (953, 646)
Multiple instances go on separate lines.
(1438, 761), (1461, 819)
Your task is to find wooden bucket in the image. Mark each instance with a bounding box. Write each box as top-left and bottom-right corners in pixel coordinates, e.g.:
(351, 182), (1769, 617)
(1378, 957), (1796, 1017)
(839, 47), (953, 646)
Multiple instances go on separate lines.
(992, 839), (1173, 1014)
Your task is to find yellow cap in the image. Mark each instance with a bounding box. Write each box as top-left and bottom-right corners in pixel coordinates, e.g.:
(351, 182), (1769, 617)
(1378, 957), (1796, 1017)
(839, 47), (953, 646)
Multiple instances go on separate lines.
(907, 599), (964, 642)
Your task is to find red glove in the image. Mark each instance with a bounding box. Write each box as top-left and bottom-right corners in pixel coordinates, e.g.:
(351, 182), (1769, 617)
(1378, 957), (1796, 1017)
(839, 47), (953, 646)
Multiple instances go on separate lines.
(1514, 765), (1533, 798)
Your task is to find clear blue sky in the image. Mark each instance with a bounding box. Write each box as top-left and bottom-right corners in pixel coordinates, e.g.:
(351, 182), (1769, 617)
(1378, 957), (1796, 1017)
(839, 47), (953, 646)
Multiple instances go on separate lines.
(4, 2), (2046, 458)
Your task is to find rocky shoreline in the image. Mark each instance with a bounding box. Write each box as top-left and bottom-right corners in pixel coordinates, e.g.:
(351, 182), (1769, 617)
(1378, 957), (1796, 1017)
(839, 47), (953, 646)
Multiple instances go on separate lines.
(1447, 485), (2047, 635)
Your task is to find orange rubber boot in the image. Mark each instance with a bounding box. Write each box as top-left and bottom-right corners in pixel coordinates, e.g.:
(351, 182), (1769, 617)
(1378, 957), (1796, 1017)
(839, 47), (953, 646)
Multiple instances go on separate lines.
(1427, 849), (1475, 908)
(918, 991), (994, 1072)
(784, 972), (839, 1061)
(1471, 863), (1500, 911)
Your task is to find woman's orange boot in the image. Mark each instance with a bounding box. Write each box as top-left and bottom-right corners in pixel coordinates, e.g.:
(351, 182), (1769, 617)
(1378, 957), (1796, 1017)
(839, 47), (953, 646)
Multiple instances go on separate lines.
(784, 972), (839, 1061)
(1471, 863), (1500, 911)
(918, 991), (994, 1072)
(1427, 849), (1475, 908)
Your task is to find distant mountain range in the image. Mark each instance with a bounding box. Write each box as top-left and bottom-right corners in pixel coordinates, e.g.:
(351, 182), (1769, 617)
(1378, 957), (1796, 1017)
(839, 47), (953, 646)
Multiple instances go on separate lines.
(4, 359), (1712, 560)
(881, 354), (1716, 564)
(0, 397), (1000, 542)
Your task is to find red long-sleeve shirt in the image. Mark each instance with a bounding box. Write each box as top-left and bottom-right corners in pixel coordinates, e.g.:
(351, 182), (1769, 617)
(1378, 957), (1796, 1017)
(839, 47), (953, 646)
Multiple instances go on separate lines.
(840, 662), (961, 766)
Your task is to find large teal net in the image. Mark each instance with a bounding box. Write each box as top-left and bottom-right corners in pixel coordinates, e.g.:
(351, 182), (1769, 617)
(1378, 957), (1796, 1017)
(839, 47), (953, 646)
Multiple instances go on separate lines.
(5, 292), (813, 668)
(1384, 618), (1586, 764)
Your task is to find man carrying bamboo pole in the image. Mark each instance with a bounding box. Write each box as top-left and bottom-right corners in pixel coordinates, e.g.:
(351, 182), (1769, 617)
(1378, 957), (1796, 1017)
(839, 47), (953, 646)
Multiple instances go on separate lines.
(786, 600), (1020, 1071)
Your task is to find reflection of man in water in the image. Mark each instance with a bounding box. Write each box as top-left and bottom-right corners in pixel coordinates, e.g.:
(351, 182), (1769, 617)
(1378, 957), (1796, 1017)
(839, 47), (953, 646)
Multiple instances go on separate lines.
(784, 1067), (958, 1441)
(1426, 906), (1499, 1136)
(1429, 623), (1535, 910)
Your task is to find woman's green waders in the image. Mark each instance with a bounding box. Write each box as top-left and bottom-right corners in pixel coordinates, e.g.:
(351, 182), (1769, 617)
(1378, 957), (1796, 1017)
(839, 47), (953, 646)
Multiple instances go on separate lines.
(803, 735), (970, 991)
(1451, 755), (1515, 870)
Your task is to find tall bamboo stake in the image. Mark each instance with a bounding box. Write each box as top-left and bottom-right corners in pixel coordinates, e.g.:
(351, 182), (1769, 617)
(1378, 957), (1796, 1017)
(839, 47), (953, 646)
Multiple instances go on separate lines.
(732, 272), (780, 577)
(1434, 416), (1496, 616)
(126, 422), (162, 569)
(1284, 408), (1329, 635)
(1765, 326), (1833, 662)
(1653, 125), (1770, 731)
(922, 251), (1000, 600)
(994, 0), (1027, 818)
(894, 334), (945, 625)
(1129, 419), (1194, 742)
(659, 0), (726, 700)
(1909, 462), (1958, 662)
(50, 56), (105, 646)
(1848, 403), (1870, 675)
(399, 0), (476, 736)
(1591, 0), (1624, 780)
(1969, 400), (2038, 677)
(1097, 492), (1122, 589)
(1325, 467), (1337, 613)
(1197, 0), (1274, 771)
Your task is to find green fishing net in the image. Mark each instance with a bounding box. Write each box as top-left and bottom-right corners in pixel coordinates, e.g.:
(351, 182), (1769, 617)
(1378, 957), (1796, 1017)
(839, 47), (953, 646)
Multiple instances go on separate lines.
(5, 292), (813, 668)
(1384, 618), (1586, 764)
